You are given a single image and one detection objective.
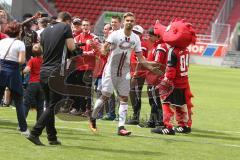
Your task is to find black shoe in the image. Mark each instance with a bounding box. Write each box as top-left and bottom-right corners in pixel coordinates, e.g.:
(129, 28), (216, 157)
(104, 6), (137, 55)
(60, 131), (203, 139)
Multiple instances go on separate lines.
(138, 121), (155, 128)
(2, 103), (10, 107)
(175, 126), (191, 134)
(151, 126), (175, 135)
(49, 140), (62, 145)
(126, 119), (139, 125)
(26, 134), (45, 146)
(155, 122), (164, 127)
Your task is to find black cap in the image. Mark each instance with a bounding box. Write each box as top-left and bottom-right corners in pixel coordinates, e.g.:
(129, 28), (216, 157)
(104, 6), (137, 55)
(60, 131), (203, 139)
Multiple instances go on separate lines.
(148, 27), (156, 36)
(22, 13), (33, 21)
(72, 17), (81, 25)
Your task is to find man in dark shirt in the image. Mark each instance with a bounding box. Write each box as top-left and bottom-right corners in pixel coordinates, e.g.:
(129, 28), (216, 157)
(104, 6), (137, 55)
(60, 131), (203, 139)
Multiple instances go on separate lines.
(26, 12), (82, 146)
(21, 13), (38, 61)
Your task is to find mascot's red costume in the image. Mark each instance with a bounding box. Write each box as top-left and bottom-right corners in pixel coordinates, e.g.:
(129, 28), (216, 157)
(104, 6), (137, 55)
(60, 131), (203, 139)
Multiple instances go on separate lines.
(151, 19), (196, 135)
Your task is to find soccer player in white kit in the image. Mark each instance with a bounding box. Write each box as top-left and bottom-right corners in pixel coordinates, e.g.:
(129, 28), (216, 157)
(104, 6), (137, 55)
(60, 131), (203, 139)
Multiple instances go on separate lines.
(89, 12), (161, 136)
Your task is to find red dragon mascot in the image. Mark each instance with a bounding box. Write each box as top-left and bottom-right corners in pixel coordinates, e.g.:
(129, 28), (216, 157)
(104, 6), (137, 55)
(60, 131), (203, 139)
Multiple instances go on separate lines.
(151, 18), (196, 135)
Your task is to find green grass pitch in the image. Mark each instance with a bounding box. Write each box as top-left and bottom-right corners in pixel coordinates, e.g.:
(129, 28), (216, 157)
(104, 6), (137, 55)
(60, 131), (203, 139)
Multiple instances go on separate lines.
(0, 64), (240, 160)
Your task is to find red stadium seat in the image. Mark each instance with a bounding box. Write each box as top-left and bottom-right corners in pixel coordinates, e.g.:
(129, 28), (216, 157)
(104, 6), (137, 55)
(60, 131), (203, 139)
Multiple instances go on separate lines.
(53, 0), (222, 35)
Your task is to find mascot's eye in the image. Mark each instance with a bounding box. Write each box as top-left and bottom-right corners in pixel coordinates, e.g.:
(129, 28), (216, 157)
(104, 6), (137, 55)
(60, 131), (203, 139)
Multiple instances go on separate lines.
(173, 28), (177, 34)
(166, 25), (171, 32)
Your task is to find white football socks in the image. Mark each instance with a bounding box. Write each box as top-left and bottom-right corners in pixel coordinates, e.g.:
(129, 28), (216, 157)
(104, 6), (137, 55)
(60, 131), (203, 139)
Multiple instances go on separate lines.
(91, 98), (104, 119)
(118, 103), (128, 127)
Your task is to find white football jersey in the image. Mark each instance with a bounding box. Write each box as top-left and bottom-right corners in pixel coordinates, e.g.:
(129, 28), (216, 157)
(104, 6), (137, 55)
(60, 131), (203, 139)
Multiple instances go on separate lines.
(104, 29), (141, 77)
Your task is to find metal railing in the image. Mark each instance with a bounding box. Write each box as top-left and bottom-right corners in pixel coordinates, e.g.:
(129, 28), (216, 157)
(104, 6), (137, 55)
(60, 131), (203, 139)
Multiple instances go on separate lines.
(215, 0), (234, 24)
(196, 34), (212, 43)
(229, 22), (240, 50)
(211, 0), (234, 44)
(211, 23), (231, 44)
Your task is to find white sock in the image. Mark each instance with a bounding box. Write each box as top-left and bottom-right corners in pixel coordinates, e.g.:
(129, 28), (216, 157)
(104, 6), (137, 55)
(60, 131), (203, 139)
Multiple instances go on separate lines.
(91, 98), (104, 119)
(118, 103), (128, 127)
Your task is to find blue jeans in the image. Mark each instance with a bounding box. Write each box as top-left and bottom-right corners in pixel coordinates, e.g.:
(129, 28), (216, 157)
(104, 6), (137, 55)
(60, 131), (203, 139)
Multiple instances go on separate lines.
(0, 85), (27, 131)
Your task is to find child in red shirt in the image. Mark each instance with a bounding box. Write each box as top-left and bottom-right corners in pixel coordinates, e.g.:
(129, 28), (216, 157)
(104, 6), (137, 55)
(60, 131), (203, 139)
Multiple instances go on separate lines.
(23, 45), (44, 121)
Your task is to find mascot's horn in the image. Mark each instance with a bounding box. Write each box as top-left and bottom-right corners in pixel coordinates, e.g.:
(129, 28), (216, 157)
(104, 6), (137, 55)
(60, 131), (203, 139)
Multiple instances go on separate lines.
(154, 20), (166, 37)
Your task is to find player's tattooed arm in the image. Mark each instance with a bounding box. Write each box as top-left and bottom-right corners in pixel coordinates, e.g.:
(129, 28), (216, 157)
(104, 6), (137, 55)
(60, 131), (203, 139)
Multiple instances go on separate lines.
(136, 53), (163, 76)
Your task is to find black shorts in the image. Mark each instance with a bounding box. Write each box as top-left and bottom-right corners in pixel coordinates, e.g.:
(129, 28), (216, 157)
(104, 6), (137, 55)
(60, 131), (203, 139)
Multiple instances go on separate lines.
(162, 88), (186, 107)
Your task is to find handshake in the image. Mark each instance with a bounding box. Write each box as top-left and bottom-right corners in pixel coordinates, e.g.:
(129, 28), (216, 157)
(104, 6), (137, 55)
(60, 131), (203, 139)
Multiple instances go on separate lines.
(75, 42), (86, 47)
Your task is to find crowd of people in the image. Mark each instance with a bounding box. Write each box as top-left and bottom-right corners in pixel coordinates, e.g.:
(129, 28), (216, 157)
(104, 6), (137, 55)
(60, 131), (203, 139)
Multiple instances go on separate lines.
(0, 9), (195, 146)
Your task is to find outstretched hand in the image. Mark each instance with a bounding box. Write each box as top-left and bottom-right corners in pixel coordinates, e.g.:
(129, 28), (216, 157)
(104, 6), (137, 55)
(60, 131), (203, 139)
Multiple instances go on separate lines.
(156, 78), (174, 100)
(90, 41), (100, 51)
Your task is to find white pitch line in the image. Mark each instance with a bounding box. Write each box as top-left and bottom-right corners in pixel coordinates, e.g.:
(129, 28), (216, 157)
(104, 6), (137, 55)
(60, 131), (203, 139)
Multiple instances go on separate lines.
(2, 118), (240, 135)
(57, 119), (240, 135)
(133, 133), (240, 148)
(52, 125), (240, 149)
(201, 129), (240, 134)
(1, 117), (240, 135)
(57, 119), (240, 134)
(57, 118), (240, 134)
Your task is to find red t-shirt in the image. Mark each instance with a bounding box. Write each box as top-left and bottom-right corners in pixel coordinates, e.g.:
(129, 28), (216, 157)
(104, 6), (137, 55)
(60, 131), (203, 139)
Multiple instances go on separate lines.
(0, 32), (8, 40)
(146, 42), (168, 85)
(27, 57), (43, 83)
(130, 40), (149, 77)
(75, 32), (99, 71)
(73, 31), (82, 38)
(92, 54), (108, 78)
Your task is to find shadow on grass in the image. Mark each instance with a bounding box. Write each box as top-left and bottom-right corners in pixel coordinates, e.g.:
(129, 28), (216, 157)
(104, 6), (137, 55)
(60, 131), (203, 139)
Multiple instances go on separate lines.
(59, 135), (98, 142)
(59, 127), (108, 138)
(190, 128), (240, 141)
(0, 119), (36, 131)
(0, 120), (19, 130)
(192, 128), (230, 135)
(56, 113), (88, 122)
(132, 130), (240, 146)
(0, 119), (102, 141)
(61, 145), (164, 156)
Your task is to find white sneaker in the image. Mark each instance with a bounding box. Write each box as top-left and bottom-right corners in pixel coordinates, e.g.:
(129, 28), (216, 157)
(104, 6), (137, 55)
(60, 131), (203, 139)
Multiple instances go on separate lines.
(20, 129), (30, 137)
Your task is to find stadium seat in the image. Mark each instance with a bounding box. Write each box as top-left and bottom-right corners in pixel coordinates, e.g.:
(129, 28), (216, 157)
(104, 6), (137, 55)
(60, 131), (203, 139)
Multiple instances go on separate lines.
(53, 0), (223, 35)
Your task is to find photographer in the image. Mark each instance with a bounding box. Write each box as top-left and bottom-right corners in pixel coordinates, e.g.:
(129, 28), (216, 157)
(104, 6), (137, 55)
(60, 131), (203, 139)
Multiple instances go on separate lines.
(20, 13), (38, 61)
(26, 12), (83, 146)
